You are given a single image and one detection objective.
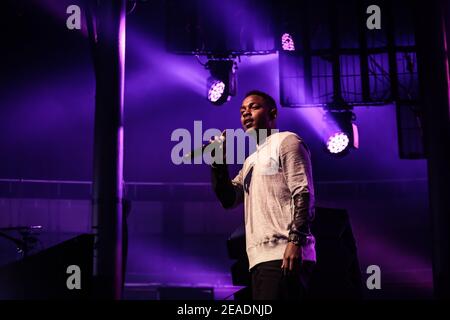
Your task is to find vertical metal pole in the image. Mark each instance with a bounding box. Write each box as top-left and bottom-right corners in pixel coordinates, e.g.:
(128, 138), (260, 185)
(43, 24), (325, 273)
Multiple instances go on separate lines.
(386, 1), (399, 101)
(414, 0), (450, 299)
(329, 0), (342, 102)
(88, 0), (126, 300)
(358, 0), (370, 102)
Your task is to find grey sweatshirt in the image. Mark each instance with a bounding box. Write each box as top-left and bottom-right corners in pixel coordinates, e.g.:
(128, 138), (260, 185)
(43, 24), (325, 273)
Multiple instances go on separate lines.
(212, 131), (316, 270)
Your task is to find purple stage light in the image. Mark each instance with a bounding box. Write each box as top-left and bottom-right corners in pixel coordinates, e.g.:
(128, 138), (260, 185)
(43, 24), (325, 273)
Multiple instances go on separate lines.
(281, 33), (295, 51)
(326, 132), (350, 154)
(322, 108), (358, 156)
(205, 59), (237, 105)
(208, 80), (226, 103)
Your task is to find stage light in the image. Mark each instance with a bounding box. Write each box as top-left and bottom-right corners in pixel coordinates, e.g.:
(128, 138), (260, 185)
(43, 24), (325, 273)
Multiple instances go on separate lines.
(281, 33), (295, 51)
(326, 132), (350, 154)
(323, 109), (358, 156)
(207, 80), (226, 103)
(205, 58), (237, 105)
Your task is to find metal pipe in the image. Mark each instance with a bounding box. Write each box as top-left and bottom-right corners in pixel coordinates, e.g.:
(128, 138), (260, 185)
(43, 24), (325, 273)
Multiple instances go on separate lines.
(414, 0), (450, 299)
(87, 0), (127, 300)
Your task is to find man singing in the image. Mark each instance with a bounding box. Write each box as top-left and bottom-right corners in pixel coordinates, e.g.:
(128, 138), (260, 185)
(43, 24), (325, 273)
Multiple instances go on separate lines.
(211, 90), (316, 300)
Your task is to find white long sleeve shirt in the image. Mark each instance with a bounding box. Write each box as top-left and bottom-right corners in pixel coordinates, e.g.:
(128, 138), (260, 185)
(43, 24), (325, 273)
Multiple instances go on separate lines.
(230, 131), (316, 270)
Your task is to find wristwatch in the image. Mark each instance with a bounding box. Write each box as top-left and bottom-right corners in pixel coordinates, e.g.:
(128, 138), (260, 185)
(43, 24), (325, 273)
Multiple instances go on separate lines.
(288, 233), (303, 246)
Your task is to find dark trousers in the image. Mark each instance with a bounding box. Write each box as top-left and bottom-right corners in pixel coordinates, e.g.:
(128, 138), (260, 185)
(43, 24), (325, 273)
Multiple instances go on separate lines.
(251, 259), (314, 300)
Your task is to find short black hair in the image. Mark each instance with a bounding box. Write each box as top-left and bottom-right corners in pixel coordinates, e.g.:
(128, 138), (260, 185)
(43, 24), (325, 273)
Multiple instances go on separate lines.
(244, 90), (277, 110)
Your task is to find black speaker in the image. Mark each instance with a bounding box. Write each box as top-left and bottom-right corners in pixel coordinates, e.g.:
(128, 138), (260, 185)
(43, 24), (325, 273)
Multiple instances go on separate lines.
(233, 286), (252, 301)
(227, 225), (247, 261)
(309, 207), (363, 299)
(230, 259), (250, 287)
(227, 225), (250, 288)
(0, 234), (94, 299)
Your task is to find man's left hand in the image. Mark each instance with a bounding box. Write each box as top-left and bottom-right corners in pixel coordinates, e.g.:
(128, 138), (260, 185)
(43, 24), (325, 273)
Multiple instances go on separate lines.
(281, 242), (301, 275)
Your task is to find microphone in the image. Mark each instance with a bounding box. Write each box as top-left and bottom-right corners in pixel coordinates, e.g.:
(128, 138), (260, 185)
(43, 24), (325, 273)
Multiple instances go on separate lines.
(183, 135), (225, 160)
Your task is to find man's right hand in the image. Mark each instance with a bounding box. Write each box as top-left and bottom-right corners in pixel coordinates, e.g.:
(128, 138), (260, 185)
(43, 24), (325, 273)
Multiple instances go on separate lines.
(210, 130), (227, 165)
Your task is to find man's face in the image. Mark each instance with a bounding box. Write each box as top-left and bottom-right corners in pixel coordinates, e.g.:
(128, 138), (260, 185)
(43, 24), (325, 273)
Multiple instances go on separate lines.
(240, 95), (274, 132)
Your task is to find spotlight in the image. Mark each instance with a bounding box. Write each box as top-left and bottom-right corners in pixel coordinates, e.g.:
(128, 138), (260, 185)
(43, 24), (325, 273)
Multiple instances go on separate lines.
(326, 132), (350, 154)
(281, 33), (295, 51)
(206, 58), (237, 105)
(207, 80), (226, 103)
(323, 109), (358, 156)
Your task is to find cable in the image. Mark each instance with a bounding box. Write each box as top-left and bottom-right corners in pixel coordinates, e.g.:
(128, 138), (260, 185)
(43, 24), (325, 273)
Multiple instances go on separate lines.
(127, 0), (137, 15)
(195, 55), (207, 67)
